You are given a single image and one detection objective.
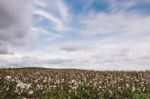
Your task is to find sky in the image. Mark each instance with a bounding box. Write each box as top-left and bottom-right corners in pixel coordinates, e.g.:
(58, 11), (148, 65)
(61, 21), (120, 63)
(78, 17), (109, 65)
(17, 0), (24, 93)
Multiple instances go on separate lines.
(0, 0), (150, 70)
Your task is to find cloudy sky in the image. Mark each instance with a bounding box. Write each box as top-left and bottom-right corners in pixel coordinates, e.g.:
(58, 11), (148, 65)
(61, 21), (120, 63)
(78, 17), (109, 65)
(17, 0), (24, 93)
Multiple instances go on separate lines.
(0, 0), (150, 70)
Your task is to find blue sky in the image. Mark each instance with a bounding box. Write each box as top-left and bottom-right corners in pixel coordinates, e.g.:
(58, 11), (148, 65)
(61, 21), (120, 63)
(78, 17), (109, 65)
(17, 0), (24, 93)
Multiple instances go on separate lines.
(0, 0), (150, 70)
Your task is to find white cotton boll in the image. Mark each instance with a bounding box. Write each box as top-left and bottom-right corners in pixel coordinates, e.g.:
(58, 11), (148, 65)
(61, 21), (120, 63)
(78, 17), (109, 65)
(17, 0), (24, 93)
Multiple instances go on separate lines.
(5, 75), (11, 80)
(28, 90), (33, 95)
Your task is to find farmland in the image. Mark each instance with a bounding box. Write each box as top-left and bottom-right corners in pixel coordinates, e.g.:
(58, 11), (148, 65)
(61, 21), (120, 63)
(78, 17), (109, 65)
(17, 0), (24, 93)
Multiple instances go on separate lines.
(0, 68), (150, 99)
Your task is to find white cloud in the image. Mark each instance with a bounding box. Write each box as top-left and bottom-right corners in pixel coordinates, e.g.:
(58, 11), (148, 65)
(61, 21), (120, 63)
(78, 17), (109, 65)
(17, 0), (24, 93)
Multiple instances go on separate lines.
(80, 12), (150, 39)
(33, 0), (71, 32)
(33, 9), (63, 27)
(32, 27), (63, 41)
(108, 0), (139, 12)
(57, 0), (70, 22)
(33, 0), (48, 8)
(1, 39), (150, 70)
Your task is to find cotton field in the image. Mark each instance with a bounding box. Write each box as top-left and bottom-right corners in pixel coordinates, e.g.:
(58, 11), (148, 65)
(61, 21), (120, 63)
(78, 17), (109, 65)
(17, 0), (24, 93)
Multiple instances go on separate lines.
(0, 68), (150, 99)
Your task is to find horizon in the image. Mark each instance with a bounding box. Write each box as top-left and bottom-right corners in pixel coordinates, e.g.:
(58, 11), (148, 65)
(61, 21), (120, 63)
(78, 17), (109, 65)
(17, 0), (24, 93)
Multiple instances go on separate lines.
(0, 0), (150, 70)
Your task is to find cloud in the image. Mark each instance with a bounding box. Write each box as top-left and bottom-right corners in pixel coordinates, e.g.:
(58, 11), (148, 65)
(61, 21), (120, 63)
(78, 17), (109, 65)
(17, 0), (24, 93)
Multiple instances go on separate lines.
(0, 0), (32, 54)
(57, 0), (70, 21)
(0, 44), (13, 55)
(33, 0), (71, 32)
(0, 39), (150, 70)
(61, 42), (81, 52)
(32, 27), (63, 41)
(80, 12), (150, 39)
(33, 0), (48, 8)
(0, 54), (74, 68)
(33, 9), (63, 27)
(108, 0), (139, 12)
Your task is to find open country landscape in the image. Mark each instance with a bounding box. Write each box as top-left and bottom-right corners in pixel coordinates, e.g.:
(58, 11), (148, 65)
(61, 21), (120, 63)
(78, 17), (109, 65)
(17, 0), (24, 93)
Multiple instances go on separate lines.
(0, 0), (150, 99)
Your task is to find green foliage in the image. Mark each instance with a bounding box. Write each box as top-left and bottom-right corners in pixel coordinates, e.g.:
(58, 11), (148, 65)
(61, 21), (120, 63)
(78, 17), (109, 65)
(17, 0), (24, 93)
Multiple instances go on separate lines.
(132, 93), (150, 99)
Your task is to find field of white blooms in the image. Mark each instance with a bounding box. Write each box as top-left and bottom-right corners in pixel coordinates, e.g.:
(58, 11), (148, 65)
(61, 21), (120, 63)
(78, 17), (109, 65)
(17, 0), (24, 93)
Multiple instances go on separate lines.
(0, 68), (150, 99)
